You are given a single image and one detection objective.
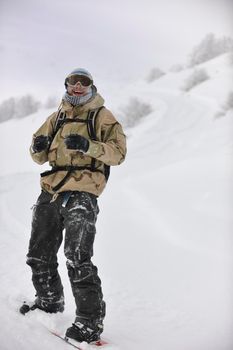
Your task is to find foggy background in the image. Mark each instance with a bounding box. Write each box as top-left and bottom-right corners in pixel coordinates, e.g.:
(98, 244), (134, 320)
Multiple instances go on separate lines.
(0, 1), (233, 349)
(0, 0), (232, 103)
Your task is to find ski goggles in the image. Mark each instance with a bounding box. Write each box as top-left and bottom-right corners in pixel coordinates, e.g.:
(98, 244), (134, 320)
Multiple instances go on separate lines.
(66, 75), (93, 87)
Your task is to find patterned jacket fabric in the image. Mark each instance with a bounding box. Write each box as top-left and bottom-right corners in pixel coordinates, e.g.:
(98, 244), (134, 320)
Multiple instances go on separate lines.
(30, 93), (127, 196)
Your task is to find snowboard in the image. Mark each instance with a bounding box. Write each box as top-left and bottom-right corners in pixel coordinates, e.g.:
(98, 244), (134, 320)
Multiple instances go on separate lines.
(50, 330), (108, 350)
(19, 301), (109, 349)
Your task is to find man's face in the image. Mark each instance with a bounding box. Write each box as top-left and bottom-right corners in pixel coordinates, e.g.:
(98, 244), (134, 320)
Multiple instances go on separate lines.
(67, 82), (90, 97)
(66, 75), (92, 97)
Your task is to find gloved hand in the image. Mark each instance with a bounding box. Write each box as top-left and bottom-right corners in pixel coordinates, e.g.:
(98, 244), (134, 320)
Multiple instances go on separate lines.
(32, 135), (51, 153)
(64, 134), (90, 153)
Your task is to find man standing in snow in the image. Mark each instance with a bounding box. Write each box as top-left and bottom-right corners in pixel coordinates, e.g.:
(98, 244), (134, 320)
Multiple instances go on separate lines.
(22, 68), (126, 343)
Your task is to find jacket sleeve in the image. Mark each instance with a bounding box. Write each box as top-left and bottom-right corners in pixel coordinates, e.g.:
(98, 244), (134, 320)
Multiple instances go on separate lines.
(86, 109), (127, 166)
(30, 112), (56, 164)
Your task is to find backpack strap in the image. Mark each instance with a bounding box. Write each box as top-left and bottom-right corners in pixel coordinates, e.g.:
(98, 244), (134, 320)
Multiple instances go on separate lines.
(86, 106), (105, 141)
(87, 107), (104, 172)
(41, 165), (104, 192)
(52, 106), (105, 140)
(52, 109), (66, 139)
(86, 106), (110, 181)
(41, 106), (110, 192)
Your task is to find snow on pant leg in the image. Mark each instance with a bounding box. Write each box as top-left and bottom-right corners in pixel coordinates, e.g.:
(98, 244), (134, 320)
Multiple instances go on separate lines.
(26, 191), (64, 309)
(63, 191), (105, 326)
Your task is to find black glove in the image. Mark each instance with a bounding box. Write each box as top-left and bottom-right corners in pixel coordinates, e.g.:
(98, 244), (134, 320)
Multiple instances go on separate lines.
(64, 134), (89, 153)
(32, 135), (51, 153)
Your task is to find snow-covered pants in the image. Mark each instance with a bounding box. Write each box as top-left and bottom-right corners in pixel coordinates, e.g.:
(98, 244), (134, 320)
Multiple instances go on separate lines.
(26, 190), (105, 325)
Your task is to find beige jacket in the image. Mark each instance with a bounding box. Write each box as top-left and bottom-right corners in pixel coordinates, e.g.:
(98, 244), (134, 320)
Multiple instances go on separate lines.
(30, 93), (126, 196)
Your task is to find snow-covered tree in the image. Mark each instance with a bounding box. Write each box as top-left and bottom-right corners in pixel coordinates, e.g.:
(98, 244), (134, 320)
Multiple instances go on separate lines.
(0, 95), (41, 123)
(146, 67), (165, 82)
(0, 97), (16, 122)
(215, 92), (233, 118)
(182, 69), (209, 92)
(120, 97), (153, 127)
(14, 95), (41, 119)
(169, 64), (185, 73)
(226, 91), (233, 109)
(188, 33), (233, 67)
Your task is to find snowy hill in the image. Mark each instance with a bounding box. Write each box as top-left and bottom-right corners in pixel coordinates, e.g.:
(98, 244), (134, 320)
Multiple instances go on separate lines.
(0, 53), (233, 350)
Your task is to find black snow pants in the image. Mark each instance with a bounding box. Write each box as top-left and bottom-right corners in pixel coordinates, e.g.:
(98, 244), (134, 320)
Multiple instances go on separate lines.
(26, 190), (105, 326)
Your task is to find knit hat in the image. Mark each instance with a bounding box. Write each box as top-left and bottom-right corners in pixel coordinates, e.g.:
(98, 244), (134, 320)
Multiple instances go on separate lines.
(65, 68), (93, 84)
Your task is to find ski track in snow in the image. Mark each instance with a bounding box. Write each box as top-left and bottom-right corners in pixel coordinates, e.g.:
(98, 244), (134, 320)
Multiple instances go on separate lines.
(1, 57), (233, 349)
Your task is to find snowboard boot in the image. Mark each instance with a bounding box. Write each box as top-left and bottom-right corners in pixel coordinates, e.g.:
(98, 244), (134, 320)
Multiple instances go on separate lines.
(65, 321), (103, 344)
(20, 297), (64, 315)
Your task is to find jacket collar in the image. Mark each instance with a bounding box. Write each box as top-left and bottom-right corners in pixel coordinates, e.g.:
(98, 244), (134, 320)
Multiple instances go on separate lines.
(61, 92), (105, 117)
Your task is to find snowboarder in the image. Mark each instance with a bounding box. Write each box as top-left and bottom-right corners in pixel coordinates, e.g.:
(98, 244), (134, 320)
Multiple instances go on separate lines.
(22, 68), (127, 344)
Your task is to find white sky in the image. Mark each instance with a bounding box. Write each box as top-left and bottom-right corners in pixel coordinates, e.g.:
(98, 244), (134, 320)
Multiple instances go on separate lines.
(0, 0), (232, 102)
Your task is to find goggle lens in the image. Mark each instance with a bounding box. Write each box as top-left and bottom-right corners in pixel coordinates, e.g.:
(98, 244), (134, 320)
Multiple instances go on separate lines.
(66, 75), (92, 87)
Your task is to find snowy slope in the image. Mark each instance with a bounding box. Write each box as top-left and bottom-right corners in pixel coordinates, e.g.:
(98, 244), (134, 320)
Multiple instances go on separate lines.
(0, 53), (233, 350)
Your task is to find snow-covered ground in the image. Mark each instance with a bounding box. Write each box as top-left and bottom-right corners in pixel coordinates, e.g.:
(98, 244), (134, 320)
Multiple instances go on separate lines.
(0, 53), (233, 350)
